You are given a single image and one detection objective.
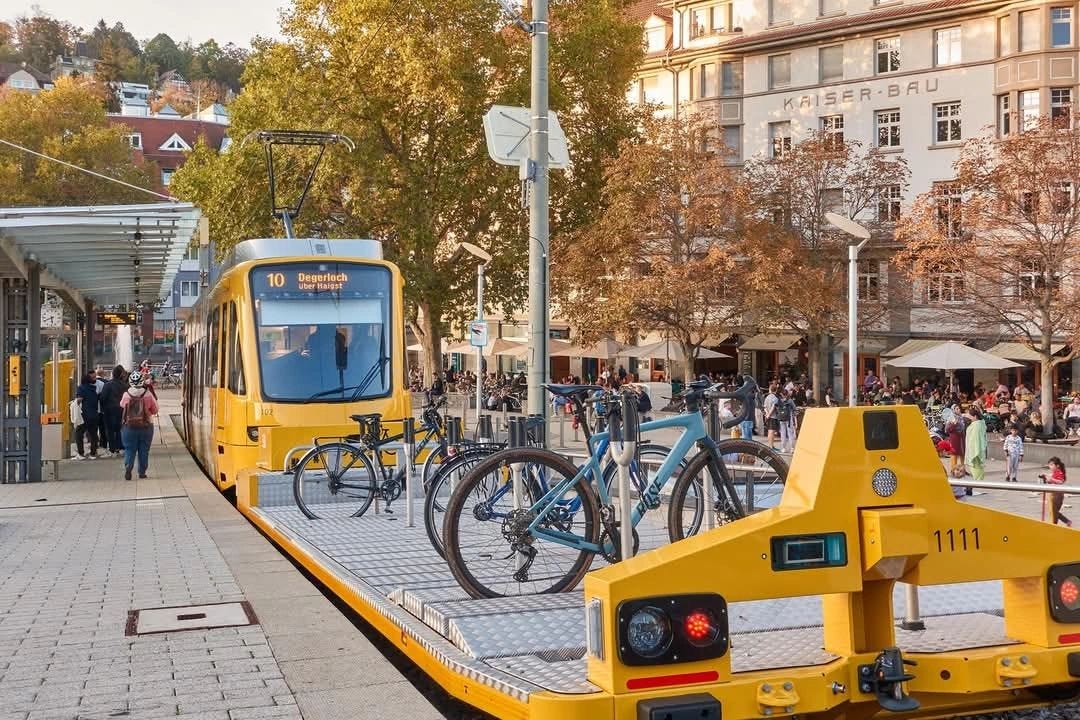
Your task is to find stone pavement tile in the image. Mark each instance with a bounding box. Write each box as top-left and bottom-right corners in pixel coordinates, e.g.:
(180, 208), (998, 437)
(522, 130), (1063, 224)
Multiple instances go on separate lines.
(296, 683), (445, 720)
(277, 654), (407, 692)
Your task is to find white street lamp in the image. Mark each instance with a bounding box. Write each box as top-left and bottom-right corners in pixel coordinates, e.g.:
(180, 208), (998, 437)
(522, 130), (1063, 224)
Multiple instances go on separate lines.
(825, 212), (871, 407)
(458, 242), (492, 418)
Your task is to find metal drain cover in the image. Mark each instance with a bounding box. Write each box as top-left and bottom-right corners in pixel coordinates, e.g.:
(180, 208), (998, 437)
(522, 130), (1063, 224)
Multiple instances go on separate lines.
(127, 601), (257, 635)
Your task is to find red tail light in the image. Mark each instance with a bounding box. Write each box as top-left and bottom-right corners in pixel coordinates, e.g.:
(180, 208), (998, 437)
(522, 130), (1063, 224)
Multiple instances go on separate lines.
(1049, 564), (1080, 623)
(1061, 578), (1080, 609)
(617, 594), (728, 666)
(683, 610), (721, 648)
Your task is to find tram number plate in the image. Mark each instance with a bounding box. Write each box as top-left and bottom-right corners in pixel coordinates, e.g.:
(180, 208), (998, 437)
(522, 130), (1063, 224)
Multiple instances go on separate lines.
(933, 527), (981, 553)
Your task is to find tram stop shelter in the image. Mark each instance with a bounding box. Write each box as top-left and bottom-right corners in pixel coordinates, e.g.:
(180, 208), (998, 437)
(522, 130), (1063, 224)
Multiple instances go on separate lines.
(0, 203), (203, 483)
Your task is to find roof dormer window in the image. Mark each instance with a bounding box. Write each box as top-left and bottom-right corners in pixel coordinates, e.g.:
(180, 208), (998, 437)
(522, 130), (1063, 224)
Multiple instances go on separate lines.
(645, 26), (667, 52)
(159, 133), (192, 152)
(691, 3), (733, 39)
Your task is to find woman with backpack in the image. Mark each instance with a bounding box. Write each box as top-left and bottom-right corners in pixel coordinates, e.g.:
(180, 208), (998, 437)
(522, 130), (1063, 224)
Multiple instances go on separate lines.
(119, 371), (158, 481)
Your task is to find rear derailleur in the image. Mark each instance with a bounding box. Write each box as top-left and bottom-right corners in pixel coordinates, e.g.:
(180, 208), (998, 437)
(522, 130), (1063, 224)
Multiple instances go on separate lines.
(501, 509), (538, 582)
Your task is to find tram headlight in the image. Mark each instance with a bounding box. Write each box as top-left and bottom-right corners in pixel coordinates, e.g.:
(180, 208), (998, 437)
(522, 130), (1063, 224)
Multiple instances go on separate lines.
(618, 594), (728, 666)
(246, 426), (260, 442)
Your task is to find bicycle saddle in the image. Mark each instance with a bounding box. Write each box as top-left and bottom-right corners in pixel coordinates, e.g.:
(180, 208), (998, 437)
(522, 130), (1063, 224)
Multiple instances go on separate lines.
(543, 383), (602, 398)
(350, 413), (382, 424)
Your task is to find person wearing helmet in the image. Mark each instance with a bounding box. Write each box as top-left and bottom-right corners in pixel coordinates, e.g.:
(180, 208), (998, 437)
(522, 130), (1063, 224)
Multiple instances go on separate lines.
(119, 371), (159, 481)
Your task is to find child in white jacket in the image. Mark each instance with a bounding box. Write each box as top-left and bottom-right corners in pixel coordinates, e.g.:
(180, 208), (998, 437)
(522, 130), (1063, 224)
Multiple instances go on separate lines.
(1003, 425), (1024, 483)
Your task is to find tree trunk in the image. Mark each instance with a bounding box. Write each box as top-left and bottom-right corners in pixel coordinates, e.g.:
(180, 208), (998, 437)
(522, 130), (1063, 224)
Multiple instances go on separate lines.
(682, 341), (697, 383)
(806, 331), (830, 403)
(1042, 358), (1056, 433)
(410, 301), (443, 387)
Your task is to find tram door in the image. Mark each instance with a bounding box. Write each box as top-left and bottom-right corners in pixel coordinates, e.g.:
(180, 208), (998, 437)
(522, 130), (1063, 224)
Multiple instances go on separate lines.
(210, 305), (227, 444)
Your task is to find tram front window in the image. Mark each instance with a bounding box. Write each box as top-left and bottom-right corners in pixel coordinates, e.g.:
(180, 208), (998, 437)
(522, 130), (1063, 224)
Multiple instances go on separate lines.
(251, 263), (392, 402)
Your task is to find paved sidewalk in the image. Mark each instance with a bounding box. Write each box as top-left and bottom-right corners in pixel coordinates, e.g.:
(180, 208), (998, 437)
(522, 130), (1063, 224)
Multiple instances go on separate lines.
(0, 389), (445, 720)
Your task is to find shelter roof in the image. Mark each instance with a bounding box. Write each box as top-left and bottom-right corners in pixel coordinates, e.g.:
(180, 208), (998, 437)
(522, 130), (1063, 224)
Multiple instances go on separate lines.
(0, 203), (202, 309)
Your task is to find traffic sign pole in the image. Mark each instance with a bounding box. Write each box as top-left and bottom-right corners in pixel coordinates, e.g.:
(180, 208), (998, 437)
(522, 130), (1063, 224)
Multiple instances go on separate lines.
(527, 0), (549, 422)
(475, 263), (485, 423)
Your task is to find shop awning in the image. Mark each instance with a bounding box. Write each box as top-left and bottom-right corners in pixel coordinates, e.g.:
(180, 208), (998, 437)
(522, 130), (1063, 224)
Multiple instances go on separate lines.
(986, 342), (1066, 363)
(882, 338), (954, 357)
(739, 334), (802, 352)
(833, 337), (889, 353)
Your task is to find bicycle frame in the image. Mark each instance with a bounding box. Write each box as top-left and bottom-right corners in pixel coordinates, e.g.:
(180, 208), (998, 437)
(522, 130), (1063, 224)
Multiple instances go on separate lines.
(521, 411), (716, 554)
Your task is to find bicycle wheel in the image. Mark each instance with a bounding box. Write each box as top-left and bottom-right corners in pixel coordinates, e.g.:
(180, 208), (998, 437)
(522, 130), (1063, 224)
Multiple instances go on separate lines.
(424, 444), (507, 558)
(443, 448), (600, 599)
(666, 440), (788, 542)
(293, 442), (378, 520)
(420, 442), (448, 493)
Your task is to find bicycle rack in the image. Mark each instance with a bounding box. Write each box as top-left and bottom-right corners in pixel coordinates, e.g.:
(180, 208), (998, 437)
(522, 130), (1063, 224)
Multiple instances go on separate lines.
(402, 418), (415, 528)
(609, 393), (639, 562)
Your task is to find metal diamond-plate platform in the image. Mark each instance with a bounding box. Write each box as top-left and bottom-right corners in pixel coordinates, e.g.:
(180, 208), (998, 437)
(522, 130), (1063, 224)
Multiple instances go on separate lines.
(250, 471), (1014, 700)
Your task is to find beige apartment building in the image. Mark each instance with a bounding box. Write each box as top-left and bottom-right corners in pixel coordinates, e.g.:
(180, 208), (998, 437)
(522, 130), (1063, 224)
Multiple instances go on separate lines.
(625, 0), (1079, 393)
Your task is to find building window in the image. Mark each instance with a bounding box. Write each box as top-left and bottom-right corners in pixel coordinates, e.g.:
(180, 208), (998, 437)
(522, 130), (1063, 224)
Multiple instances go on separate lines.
(820, 0), (842, 16)
(1020, 10), (1041, 51)
(180, 280), (199, 297)
(721, 61), (742, 95)
(769, 0), (791, 24)
(713, 3), (733, 33)
(1051, 7), (1073, 47)
(934, 27), (962, 66)
(183, 244), (200, 262)
(722, 125), (741, 161)
(1051, 182), (1075, 215)
(875, 109), (901, 148)
(159, 133), (191, 152)
(769, 54), (791, 89)
(126, 133), (142, 149)
(161, 168), (175, 186)
(645, 26), (666, 52)
(820, 45), (844, 83)
(821, 114), (844, 146)
(934, 181), (963, 240)
(1052, 87), (1072, 126)
(927, 266), (965, 304)
(858, 260), (880, 301)
(691, 8), (709, 38)
(691, 3), (732, 36)
(876, 37), (900, 74)
(821, 188), (844, 215)
(769, 121), (792, 158)
(998, 94), (1011, 136)
(640, 74), (663, 104)
(934, 102), (962, 143)
(998, 16), (1012, 55)
(1020, 90), (1040, 130)
(1018, 259), (1049, 300)
(878, 184), (902, 222)
(699, 63), (718, 97)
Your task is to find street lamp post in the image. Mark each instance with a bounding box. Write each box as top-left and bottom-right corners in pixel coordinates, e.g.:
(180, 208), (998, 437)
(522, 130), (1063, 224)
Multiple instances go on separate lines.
(459, 242), (492, 422)
(825, 212), (871, 407)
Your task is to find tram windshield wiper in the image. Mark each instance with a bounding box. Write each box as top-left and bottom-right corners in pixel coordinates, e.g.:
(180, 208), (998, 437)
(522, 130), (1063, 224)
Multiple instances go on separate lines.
(307, 384), (363, 401)
(348, 354), (390, 402)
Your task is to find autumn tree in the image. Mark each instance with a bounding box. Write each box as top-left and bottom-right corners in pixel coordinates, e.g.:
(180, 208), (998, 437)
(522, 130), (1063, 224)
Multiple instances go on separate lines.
(897, 118), (1080, 430)
(743, 131), (909, 397)
(13, 12), (80, 70)
(0, 78), (156, 205)
(172, 0), (643, 383)
(0, 22), (18, 62)
(553, 113), (754, 381)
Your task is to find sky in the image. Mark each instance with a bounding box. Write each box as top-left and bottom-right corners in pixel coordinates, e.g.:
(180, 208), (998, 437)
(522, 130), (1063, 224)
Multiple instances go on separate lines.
(11, 1), (285, 47)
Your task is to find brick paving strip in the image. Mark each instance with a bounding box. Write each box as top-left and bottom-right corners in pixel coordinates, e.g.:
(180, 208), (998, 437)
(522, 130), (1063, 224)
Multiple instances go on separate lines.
(0, 389), (444, 720)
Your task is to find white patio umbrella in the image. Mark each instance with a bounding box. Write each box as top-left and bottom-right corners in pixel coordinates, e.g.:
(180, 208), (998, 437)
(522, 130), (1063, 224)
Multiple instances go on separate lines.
(550, 337), (625, 358)
(884, 342), (1021, 370)
(884, 341), (1020, 394)
(619, 340), (732, 362)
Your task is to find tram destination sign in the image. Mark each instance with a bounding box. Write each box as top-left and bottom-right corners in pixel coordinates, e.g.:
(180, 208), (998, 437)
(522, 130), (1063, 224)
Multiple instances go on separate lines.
(97, 311), (138, 326)
(251, 264), (368, 294)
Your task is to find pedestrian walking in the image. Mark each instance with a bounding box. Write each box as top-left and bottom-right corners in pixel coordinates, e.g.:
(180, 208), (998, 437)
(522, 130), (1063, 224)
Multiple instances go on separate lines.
(74, 372), (100, 460)
(98, 366), (128, 456)
(776, 389), (797, 453)
(1040, 456), (1072, 527)
(763, 384), (780, 451)
(1066, 395), (1080, 437)
(119, 371), (158, 481)
(945, 405), (966, 477)
(1003, 425), (1024, 482)
(964, 406), (988, 483)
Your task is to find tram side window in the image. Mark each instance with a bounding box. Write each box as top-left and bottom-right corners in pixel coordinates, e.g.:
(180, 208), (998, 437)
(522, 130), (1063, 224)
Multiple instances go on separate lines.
(227, 302), (246, 394)
(218, 304), (227, 388)
(208, 307), (220, 388)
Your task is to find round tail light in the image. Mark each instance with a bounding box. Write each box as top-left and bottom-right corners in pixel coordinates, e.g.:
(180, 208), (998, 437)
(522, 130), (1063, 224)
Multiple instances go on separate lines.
(683, 610), (722, 648)
(626, 606), (672, 659)
(1061, 576), (1080, 610)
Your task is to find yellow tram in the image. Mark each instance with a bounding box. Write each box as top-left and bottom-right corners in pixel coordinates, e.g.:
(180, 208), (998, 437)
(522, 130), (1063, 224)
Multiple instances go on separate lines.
(182, 237), (410, 490)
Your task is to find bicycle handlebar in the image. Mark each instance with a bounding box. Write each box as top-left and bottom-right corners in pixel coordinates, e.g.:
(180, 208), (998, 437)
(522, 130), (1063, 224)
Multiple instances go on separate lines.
(682, 376), (758, 429)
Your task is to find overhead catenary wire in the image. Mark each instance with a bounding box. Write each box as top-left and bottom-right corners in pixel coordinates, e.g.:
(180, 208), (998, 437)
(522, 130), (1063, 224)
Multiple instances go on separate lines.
(0, 136), (175, 202)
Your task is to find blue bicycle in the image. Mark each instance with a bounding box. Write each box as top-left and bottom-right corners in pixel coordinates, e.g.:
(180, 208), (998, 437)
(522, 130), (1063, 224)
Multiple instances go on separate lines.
(442, 378), (785, 598)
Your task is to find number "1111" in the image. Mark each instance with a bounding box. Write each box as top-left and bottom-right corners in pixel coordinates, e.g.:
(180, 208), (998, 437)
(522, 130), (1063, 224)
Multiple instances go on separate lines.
(934, 528), (980, 552)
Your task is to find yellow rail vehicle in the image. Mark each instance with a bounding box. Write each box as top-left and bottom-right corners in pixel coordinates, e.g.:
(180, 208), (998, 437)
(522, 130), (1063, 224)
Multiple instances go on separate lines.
(183, 238), (410, 490)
